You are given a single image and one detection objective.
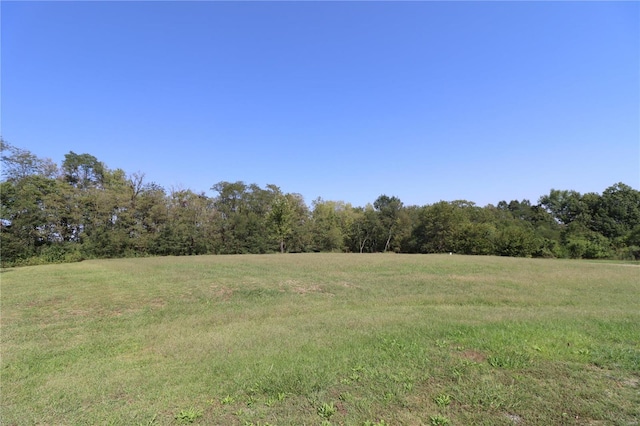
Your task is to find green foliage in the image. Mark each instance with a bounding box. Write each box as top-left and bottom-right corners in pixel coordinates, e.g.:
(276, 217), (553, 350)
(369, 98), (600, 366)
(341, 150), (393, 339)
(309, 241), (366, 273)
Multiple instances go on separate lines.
(174, 407), (202, 424)
(434, 393), (451, 407)
(62, 151), (105, 189)
(310, 198), (349, 252)
(487, 352), (530, 369)
(1, 142), (638, 265)
(430, 414), (450, 426)
(267, 194), (293, 253)
(221, 395), (235, 404)
(495, 226), (540, 257)
(317, 402), (336, 419)
(563, 224), (613, 259)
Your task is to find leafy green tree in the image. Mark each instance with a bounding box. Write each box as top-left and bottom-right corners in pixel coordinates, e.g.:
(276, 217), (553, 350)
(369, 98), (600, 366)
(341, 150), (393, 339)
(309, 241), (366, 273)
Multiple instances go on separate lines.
(282, 193), (312, 252)
(151, 189), (215, 256)
(560, 222), (612, 259)
(0, 175), (58, 264)
(77, 169), (132, 257)
(311, 198), (355, 252)
(132, 182), (169, 253)
(1, 140), (58, 182)
(62, 151), (105, 189)
(623, 225), (640, 260)
(539, 189), (588, 225)
(211, 181), (249, 253)
(412, 201), (469, 253)
(348, 205), (383, 253)
(211, 181), (284, 253)
(495, 225), (540, 257)
(373, 195), (404, 252)
(268, 195), (294, 253)
(44, 179), (83, 243)
(457, 222), (497, 255)
(590, 183), (640, 240)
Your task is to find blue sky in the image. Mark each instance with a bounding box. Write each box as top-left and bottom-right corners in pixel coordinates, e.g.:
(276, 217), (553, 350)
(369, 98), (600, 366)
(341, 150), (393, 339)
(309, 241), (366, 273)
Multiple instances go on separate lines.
(2, 1), (638, 208)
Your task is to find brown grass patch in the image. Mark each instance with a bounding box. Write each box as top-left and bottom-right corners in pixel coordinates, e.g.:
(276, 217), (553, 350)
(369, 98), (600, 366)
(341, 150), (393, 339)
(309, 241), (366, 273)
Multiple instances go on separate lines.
(210, 285), (234, 301)
(280, 279), (332, 295)
(459, 349), (487, 363)
(293, 284), (328, 295)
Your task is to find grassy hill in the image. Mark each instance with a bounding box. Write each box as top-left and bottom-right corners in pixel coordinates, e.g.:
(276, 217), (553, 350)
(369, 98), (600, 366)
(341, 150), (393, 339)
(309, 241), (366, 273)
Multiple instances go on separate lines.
(1, 254), (638, 425)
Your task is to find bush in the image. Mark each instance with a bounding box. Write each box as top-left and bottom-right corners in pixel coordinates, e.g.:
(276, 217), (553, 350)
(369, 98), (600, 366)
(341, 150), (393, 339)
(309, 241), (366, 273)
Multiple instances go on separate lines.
(565, 232), (612, 259)
(615, 245), (640, 261)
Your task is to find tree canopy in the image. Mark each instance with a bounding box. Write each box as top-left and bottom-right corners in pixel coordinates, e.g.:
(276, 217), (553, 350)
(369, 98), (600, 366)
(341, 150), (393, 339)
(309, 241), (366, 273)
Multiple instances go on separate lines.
(2, 142), (639, 266)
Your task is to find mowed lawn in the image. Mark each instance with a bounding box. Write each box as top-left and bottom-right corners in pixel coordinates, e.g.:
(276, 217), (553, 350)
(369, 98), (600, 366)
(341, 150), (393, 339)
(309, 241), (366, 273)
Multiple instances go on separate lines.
(1, 254), (638, 425)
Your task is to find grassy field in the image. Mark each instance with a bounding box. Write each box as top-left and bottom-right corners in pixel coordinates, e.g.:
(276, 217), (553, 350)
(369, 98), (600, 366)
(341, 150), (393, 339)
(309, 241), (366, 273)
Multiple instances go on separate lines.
(1, 254), (639, 425)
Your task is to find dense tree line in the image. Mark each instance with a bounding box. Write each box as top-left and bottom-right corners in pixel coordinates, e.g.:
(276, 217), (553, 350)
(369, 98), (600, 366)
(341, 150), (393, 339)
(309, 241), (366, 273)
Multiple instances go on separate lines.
(2, 141), (639, 266)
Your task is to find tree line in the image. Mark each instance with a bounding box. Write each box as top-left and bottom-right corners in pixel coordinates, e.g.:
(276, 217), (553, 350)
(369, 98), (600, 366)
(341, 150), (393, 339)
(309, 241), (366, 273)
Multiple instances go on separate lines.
(2, 141), (639, 266)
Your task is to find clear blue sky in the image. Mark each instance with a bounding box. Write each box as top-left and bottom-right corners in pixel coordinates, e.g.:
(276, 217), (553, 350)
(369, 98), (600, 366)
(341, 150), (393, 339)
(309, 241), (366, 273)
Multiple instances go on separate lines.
(2, 1), (638, 207)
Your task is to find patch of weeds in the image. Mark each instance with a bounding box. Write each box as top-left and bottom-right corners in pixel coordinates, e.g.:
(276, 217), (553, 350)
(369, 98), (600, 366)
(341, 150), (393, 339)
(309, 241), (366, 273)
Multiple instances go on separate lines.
(317, 402), (336, 419)
(381, 337), (406, 350)
(434, 393), (451, 407)
(221, 395), (235, 404)
(343, 365), (367, 383)
(488, 352), (530, 369)
(174, 407), (203, 424)
(339, 392), (353, 402)
(435, 339), (449, 348)
(451, 367), (463, 382)
(464, 381), (516, 411)
(245, 396), (256, 407)
(364, 421), (388, 426)
(430, 414), (450, 426)
(247, 381), (261, 395)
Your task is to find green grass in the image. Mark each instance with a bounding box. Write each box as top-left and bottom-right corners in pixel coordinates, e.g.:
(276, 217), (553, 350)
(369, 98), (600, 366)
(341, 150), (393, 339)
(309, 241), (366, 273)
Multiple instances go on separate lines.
(1, 254), (639, 425)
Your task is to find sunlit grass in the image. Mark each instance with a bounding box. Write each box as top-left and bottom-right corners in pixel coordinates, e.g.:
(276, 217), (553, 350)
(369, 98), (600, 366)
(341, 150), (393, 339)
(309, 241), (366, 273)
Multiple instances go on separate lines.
(1, 254), (638, 424)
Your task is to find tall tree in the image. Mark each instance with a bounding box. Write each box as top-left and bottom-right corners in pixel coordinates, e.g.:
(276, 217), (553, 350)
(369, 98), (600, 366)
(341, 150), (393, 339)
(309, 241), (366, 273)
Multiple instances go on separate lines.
(591, 183), (640, 240)
(267, 195), (294, 253)
(539, 189), (588, 225)
(373, 195), (404, 252)
(0, 175), (58, 263)
(281, 193), (312, 253)
(413, 201), (468, 253)
(132, 182), (168, 253)
(1, 140), (58, 181)
(62, 151), (105, 189)
(310, 199), (350, 252)
(345, 205), (382, 253)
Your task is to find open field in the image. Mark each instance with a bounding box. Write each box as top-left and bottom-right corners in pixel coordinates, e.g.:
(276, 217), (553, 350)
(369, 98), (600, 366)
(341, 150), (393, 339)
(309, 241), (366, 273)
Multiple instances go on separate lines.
(1, 254), (639, 425)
